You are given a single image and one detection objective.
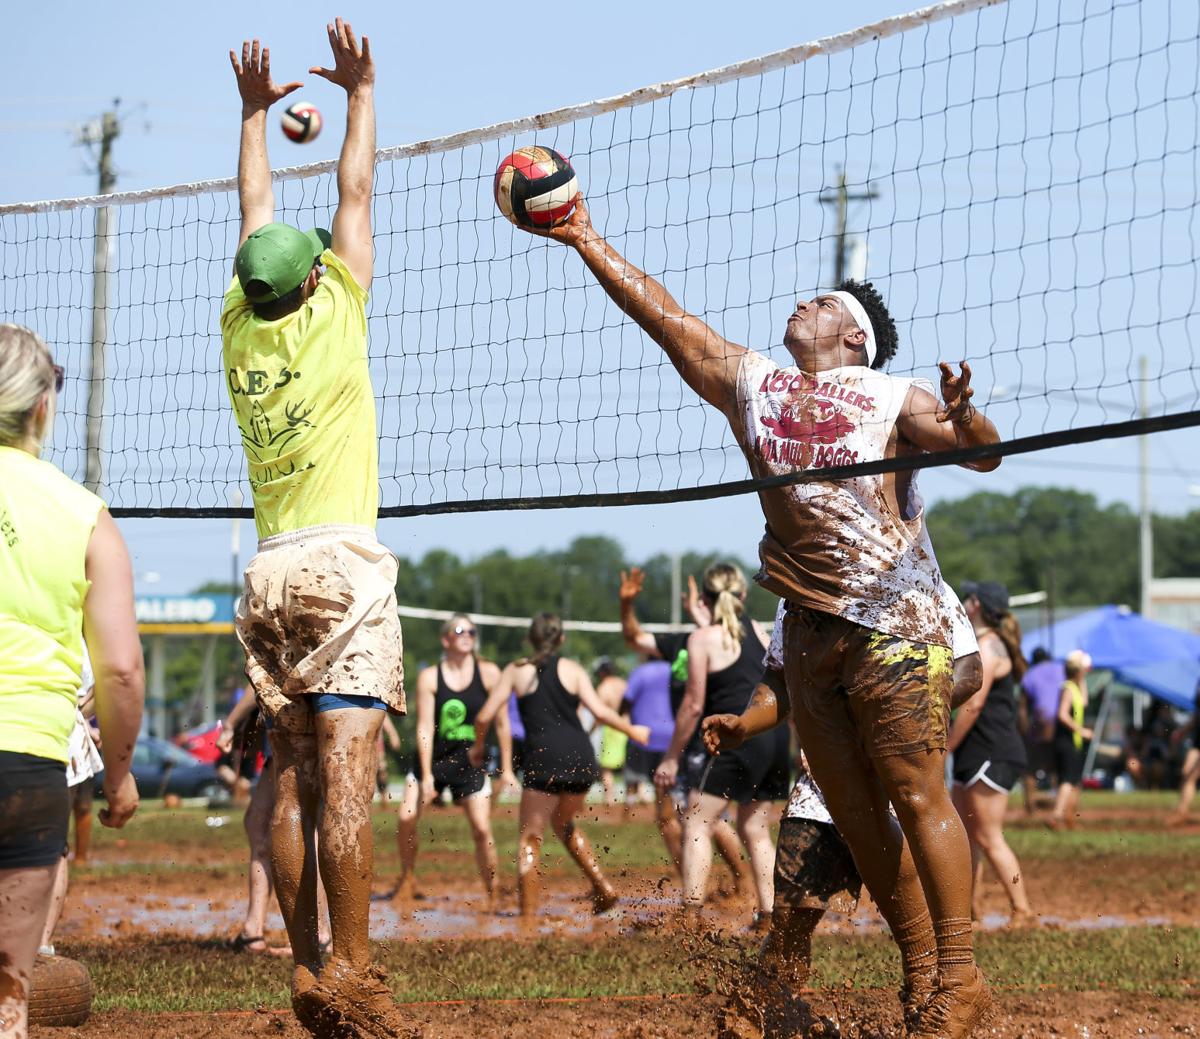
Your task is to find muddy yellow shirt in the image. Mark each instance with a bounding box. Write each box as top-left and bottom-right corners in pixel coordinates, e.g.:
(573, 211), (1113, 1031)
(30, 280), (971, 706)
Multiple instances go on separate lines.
(221, 249), (378, 539)
(0, 447), (104, 763)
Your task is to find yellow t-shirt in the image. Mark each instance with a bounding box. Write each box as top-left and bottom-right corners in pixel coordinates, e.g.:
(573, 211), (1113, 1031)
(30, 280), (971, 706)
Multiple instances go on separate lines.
(0, 446), (104, 763)
(221, 249), (378, 539)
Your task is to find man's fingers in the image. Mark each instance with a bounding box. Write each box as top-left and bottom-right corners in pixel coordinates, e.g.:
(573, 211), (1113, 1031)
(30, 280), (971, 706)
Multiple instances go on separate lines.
(281, 81), (304, 96)
(250, 39), (261, 74)
(309, 66), (334, 80)
(334, 16), (348, 49)
(262, 46), (271, 75)
(230, 50), (241, 75)
(361, 34), (371, 60)
(343, 21), (359, 57)
(960, 360), (973, 384)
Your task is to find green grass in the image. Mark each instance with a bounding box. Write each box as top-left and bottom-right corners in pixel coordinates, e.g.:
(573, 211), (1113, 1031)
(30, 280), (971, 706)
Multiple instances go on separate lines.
(68, 927), (1198, 1012)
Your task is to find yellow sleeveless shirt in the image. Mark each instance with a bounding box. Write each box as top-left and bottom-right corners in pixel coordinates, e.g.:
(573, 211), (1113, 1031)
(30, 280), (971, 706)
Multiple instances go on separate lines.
(0, 446), (104, 762)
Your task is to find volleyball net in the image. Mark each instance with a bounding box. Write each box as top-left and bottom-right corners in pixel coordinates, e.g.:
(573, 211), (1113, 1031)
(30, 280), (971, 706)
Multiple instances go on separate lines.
(2, 0), (1198, 518)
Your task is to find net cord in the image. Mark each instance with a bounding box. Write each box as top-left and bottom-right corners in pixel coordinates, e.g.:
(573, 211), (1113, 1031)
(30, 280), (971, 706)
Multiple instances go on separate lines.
(109, 408), (1200, 519)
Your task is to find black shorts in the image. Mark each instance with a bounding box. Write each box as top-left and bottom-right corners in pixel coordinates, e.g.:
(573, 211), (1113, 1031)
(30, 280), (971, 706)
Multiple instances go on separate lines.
(774, 817), (862, 910)
(523, 776), (594, 796)
(426, 748), (489, 803)
(624, 744), (664, 784)
(699, 727), (790, 805)
(952, 758), (1023, 793)
(1026, 739), (1055, 777)
(1054, 740), (1086, 786)
(0, 751), (69, 869)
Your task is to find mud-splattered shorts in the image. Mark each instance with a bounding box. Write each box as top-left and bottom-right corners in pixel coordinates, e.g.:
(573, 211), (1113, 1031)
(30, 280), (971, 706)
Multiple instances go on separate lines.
(774, 817), (862, 910)
(235, 525), (405, 734)
(782, 605), (951, 759)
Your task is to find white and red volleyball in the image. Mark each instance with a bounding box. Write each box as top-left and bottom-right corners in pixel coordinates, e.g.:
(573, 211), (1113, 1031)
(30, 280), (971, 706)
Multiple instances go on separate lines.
(494, 146), (579, 229)
(281, 101), (322, 144)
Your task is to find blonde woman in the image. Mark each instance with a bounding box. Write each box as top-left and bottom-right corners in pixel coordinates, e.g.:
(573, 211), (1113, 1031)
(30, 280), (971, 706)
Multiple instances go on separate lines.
(0, 325), (143, 1039)
(395, 614), (516, 907)
(1049, 650), (1094, 830)
(653, 564), (785, 923)
(469, 614), (649, 915)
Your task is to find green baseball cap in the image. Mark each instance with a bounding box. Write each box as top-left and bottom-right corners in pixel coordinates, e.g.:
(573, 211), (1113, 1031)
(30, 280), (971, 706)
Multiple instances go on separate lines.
(234, 223), (333, 304)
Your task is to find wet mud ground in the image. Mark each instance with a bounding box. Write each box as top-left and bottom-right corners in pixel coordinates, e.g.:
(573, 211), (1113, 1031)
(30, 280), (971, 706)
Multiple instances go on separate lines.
(30, 794), (1200, 1037)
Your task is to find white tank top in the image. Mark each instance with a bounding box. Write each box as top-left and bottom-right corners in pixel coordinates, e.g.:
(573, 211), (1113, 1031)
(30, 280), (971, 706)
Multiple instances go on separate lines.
(735, 350), (952, 648)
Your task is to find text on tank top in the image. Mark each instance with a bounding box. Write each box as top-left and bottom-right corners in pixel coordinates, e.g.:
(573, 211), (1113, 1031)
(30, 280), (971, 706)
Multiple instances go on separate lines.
(702, 616), (767, 718)
(433, 659), (488, 760)
(734, 351), (951, 648)
(958, 669), (1026, 766)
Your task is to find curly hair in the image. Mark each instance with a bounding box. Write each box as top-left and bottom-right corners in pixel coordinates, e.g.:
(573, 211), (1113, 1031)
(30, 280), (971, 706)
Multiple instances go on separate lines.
(835, 278), (898, 370)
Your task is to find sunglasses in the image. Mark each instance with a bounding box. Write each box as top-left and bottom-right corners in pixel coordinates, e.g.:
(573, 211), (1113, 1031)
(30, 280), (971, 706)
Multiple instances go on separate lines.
(452, 625), (477, 637)
(52, 364), (64, 393)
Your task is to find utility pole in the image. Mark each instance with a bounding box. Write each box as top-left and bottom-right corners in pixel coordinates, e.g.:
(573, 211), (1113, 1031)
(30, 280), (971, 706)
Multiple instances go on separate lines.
(1136, 355), (1151, 727)
(818, 167), (878, 284)
(669, 553), (682, 627)
(79, 101), (121, 495)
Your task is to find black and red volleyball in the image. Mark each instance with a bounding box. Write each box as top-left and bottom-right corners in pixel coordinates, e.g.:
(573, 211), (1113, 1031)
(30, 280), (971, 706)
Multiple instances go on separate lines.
(494, 146), (579, 229)
(281, 101), (322, 144)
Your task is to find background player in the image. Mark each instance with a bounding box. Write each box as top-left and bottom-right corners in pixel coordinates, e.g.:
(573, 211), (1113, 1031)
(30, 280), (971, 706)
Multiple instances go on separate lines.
(223, 21), (406, 1038)
(395, 614), (516, 908)
(469, 614), (650, 916)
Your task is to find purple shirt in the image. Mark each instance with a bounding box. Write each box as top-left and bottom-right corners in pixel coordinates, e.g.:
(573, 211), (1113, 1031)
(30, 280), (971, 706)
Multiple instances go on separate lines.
(623, 660), (673, 753)
(507, 693), (525, 742)
(1022, 660), (1067, 732)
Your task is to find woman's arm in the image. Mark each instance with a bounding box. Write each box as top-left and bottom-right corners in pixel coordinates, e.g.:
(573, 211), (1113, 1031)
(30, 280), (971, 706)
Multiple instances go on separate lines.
(947, 635), (999, 753)
(573, 664), (646, 742)
(414, 668), (437, 802)
(469, 663), (518, 766)
(217, 686), (258, 753)
(82, 510), (145, 828)
(665, 630), (709, 762)
(482, 661), (517, 781)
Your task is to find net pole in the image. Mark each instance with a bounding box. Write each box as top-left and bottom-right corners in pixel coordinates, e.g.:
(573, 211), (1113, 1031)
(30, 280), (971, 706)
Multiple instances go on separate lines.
(84, 201), (111, 496)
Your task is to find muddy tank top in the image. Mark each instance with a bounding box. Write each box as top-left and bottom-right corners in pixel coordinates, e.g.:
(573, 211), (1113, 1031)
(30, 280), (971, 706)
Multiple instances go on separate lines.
(735, 350), (951, 648)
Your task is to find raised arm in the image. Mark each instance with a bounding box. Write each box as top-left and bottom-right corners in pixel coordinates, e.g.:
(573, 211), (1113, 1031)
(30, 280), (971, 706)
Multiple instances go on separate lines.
(618, 567), (659, 656)
(533, 199), (744, 413)
(229, 39), (302, 251)
(311, 17), (375, 289)
(895, 362), (1002, 472)
(82, 511), (145, 828)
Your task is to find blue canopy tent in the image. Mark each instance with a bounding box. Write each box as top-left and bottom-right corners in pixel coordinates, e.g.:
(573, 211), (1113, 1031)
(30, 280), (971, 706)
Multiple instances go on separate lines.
(1021, 605), (1200, 709)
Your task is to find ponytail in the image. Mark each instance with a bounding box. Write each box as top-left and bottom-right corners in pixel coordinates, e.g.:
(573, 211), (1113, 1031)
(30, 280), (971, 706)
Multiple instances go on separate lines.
(702, 563), (747, 648)
(984, 606), (1027, 680)
(524, 612), (564, 668)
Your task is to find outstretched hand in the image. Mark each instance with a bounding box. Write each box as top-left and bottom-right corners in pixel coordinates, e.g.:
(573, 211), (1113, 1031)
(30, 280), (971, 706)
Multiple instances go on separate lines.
(230, 40), (303, 112)
(936, 361), (976, 424)
(310, 17), (374, 94)
(618, 566), (645, 604)
(702, 714), (746, 754)
(521, 193), (592, 248)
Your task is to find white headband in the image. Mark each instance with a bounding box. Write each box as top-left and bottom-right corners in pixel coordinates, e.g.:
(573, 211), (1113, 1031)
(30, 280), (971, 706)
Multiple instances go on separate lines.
(830, 290), (877, 367)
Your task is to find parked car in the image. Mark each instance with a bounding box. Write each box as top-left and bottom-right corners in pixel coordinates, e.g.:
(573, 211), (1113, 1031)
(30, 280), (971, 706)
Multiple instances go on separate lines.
(95, 736), (228, 802)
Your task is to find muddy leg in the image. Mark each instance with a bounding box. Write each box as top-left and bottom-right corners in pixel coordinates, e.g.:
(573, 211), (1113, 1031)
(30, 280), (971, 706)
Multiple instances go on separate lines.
(735, 800), (777, 915)
(37, 855), (68, 952)
(713, 818), (752, 895)
(462, 790), (498, 903)
(269, 726), (322, 972)
(655, 788), (683, 875)
(761, 906), (823, 987)
(314, 707), (385, 971)
(0, 863), (56, 1039)
(553, 793), (617, 912)
(518, 789), (555, 916)
(681, 792), (730, 909)
(240, 763), (276, 944)
(394, 778), (422, 900)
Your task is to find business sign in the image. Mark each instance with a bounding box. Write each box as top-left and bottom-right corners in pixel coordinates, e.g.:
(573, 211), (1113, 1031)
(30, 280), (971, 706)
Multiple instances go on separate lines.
(136, 595), (235, 632)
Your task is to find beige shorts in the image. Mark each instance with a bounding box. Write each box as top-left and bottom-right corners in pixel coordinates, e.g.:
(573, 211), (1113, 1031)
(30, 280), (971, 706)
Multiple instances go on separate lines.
(235, 525), (405, 733)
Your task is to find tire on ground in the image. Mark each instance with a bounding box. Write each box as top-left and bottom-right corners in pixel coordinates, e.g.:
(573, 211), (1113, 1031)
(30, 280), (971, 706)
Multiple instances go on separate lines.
(27, 954), (93, 1027)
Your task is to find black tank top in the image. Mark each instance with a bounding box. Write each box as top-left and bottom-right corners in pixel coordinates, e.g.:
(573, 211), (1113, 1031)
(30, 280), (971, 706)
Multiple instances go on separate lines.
(958, 669), (1027, 769)
(432, 659), (488, 761)
(702, 616), (766, 718)
(517, 656), (599, 786)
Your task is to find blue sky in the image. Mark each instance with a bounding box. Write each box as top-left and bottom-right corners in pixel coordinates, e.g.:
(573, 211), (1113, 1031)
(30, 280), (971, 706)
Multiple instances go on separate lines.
(4, 0), (1198, 598)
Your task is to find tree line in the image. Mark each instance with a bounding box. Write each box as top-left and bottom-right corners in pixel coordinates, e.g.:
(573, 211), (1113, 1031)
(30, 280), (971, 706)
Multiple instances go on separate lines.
(165, 487), (1197, 723)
